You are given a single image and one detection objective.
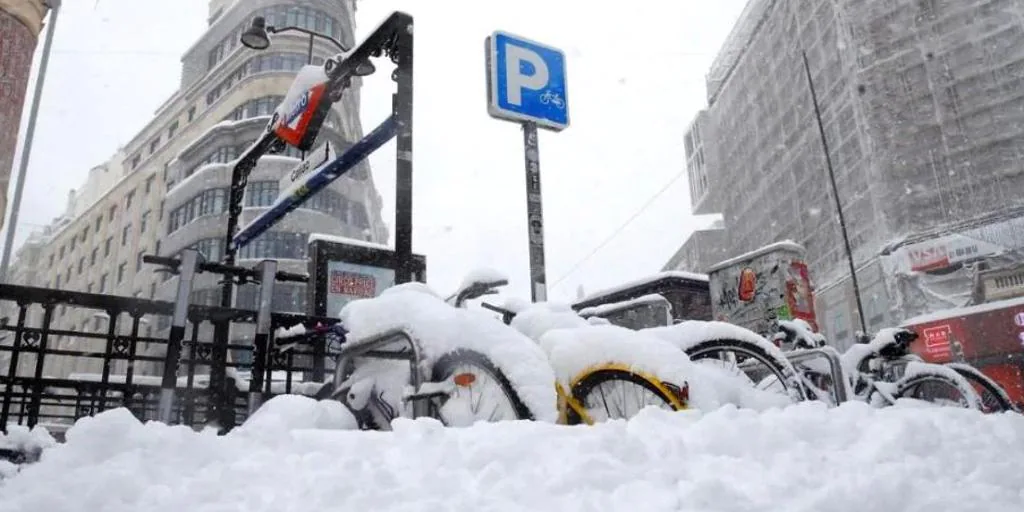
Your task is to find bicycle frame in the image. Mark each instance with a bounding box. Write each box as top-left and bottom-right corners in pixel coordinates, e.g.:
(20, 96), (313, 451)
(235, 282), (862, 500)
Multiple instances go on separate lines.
(327, 327), (430, 420)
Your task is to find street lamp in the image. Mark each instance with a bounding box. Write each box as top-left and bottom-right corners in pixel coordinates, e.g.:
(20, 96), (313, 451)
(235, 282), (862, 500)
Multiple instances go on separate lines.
(0, 0), (62, 284)
(239, 16), (374, 76)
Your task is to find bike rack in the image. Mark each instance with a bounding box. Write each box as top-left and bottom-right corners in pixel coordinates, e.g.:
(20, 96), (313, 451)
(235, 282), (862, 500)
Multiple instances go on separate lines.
(247, 259), (278, 416)
(783, 346), (849, 405)
(329, 327), (430, 419)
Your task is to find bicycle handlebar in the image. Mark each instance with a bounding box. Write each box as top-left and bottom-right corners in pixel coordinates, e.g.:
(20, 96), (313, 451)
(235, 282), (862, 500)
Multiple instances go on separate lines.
(142, 255), (308, 283)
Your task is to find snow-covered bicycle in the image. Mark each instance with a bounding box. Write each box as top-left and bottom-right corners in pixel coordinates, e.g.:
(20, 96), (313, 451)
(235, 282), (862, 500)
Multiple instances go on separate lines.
(278, 284), (554, 430)
(457, 275), (691, 425)
(764, 322), (988, 411)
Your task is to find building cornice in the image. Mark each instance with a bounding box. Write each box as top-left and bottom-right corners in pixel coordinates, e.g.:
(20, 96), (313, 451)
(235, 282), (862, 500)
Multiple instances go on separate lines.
(0, 0), (48, 35)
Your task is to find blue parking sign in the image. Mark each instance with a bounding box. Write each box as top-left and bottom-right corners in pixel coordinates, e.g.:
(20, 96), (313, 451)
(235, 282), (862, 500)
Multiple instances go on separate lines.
(486, 31), (569, 131)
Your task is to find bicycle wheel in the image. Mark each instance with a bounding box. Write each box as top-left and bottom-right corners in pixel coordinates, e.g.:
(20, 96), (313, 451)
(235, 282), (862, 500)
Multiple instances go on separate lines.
(683, 338), (806, 402)
(564, 365), (686, 425)
(944, 363), (1018, 413)
(430, 349), (534, 426)
(894, 368), (983, 410)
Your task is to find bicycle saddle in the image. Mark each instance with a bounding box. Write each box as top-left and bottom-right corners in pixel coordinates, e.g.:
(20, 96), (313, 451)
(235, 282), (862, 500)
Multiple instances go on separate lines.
(875, 328), (917, 359)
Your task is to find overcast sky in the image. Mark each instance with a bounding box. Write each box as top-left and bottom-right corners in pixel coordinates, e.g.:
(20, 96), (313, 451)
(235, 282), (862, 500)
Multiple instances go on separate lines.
(3, 0), (746, 303)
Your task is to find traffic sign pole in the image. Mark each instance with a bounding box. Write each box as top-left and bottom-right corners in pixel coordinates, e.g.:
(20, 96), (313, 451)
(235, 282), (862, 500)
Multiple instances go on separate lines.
(485, 31), (568, 303)
(522, 121), (547, 302)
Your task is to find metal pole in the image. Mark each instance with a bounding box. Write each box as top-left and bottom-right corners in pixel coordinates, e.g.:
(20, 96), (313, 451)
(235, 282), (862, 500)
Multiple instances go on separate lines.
(158, 249), (200, 424)
(0, 1), (61, 283)
(802, 50), (867, 336)
(301, 32), (314, 162)
(522, 122), (548, 302)
(393, 22), (414, 284)
(247, 259), (277, 416)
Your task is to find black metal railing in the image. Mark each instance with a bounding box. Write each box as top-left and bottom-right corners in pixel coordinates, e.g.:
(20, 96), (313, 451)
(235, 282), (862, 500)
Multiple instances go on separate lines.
(0, 253), (340, 436)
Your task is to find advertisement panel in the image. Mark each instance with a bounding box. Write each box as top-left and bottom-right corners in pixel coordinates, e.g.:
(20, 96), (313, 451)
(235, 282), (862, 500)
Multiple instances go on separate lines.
(325, 261), (396, 317)
(708, 241), (818, 337)
(307, 235), (426, 318)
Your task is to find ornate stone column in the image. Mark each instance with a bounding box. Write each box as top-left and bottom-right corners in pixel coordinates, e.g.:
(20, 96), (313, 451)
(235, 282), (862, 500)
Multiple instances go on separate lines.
(0, 0), (48, 229)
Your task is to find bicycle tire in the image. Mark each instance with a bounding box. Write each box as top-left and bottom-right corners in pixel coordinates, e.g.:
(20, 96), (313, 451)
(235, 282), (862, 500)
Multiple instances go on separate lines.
(945, 363), (1019, 414)
(893, 369), (983, 410)
(430, 349), (535, 425)
(565, 367), (684, 425)
(683, 338), (807, 402)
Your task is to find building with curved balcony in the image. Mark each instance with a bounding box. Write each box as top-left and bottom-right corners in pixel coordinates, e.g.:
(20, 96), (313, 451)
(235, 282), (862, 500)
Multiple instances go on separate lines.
(2, 0), (387, 379)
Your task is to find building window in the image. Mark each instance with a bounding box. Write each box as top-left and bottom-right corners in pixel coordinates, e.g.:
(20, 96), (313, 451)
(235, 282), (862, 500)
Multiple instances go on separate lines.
(149, 137), (161, 154)
(187, 106), (196, 122)
(149, 282), (157, 299)
(206, 52), (319, 106)
(95, 216), (102, 232)
(244, 181), (278, 207)
(87, 283), (93, 294)
(117, 262), (127, 284)
(59, 245), (65, 259)
(69, 237), (76, 252)
(155, 240), (161, 257)
(130, 154), (140, 170)
(351, 204), (370, 229)
(167, 120), (179, 139)
(100, 273), (107, 292)
(223, 95), (284, 122)
(91, 247), (98, 266)
(137, 250), (146, 272)
(48, 253), (54, 267)
(186, 141), (253, 178)
(140, 210), (151, 233)
(55, 275), (61, 289)
(122, 225), (131, 246)
(237, 231), (308, 260)
(186, 238), (225, 261)
(206, 6), (344, 72)
(108, 205), (116, 221)
(104, 237), (112, 257)
(167, 188), (229, 234)
(125, 190), (135, 210)
(77, 257), (85, 274)
(145, 175), (155, 194)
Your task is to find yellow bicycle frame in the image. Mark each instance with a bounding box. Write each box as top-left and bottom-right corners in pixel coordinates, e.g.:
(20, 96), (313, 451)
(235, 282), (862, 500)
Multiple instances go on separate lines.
(555, 362), (688, 425)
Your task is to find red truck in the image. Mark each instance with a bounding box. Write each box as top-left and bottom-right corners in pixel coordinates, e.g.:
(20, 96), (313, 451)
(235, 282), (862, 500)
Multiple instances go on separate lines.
(901, 296), (1024, 406)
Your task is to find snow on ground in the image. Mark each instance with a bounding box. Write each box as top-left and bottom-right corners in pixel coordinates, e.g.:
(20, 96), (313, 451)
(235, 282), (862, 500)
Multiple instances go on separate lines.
(3, 402), (1023, 511)
(339, 283), (558, 422)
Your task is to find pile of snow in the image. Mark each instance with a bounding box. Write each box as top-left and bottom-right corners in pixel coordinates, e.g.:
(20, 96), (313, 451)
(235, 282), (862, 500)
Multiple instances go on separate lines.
(3, 404), (1023, 510)
(339, 283), (558, 423)
(0, 425), (56, 479)
(234, 395), (357, 439)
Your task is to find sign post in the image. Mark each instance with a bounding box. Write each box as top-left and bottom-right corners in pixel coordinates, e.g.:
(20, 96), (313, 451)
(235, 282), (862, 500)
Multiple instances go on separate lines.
(485, 31), (569, 303)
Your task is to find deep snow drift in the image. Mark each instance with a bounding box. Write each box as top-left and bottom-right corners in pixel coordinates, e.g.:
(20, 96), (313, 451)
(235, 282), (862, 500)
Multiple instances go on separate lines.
(4, 399), (1022, 511)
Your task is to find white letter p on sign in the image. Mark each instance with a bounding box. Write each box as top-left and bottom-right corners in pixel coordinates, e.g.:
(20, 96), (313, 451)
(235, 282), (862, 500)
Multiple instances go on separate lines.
(505, 45), (549, 106)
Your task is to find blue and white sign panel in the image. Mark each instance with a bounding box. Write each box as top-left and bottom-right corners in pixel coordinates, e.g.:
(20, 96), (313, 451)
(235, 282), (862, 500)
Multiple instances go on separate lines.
(486, 31), (569, 131)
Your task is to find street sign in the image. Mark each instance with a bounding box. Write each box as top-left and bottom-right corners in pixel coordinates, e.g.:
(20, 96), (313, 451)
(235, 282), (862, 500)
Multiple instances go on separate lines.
(486, 31), (569, 131)
(233, 117), (397, 251)
(277, 142), (336, 196)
